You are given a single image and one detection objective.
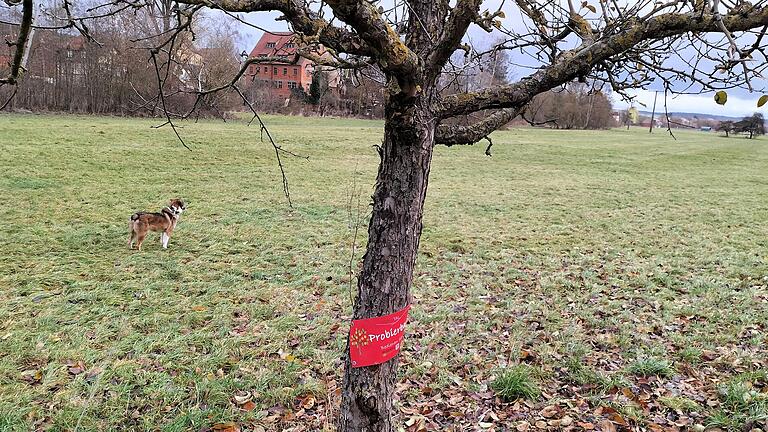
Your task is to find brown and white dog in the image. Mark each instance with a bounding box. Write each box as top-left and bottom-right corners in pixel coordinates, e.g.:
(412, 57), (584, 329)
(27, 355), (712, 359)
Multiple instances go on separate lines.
(128, 199), (186, 251)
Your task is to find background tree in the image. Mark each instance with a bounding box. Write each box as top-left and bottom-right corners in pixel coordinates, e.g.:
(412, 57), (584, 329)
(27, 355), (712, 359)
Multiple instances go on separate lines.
(338, 67), (386, 118)
(4, 0), (768, 430)
(307, 70), (335, 115)
(717, 120), (735, 137)
(0, 2), (241, 114)
(526, 83), (615, 129)
(734, 113), (766, 138)
(619, 110), (632, 130)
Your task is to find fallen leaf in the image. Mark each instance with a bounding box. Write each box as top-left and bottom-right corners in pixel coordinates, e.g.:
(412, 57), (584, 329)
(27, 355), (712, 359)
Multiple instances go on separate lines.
(541, 404), (560, 418)
(21, 369), (42, 383)
(240, 401), (256, 412)
(600, 420), (616, 432)
(66, 360), (86, 375)
(299, 394), (316, 410)
(233, 392), (252, 405)
(211, 422), (240, 432)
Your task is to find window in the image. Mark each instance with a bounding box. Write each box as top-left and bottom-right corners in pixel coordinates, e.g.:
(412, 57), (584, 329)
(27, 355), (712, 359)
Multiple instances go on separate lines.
(273, 67), (278, 74)
(286, 42), (295, 48)
(287, 81), (298, 89)
(283, 67), (288, 75)
(266, 42), (276, 48)
(277, 81), (283, 88)
(293, 67), (298, 75)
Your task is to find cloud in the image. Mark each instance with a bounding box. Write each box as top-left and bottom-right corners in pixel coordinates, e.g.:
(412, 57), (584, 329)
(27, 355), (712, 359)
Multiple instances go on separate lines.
(612, 89), (766, 118)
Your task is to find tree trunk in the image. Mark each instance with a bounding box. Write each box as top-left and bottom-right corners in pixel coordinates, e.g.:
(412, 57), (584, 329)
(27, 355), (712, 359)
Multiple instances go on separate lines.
(339, 93), (435, 432)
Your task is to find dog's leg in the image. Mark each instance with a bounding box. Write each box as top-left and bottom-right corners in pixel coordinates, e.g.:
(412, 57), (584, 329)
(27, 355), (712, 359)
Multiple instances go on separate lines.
(128, 222), (135, 249)
(136, 232), (146, 251)
(162, 232), (170, 249)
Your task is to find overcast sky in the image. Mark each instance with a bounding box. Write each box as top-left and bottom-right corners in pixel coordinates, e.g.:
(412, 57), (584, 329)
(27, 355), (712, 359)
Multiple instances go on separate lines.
(226, 3), (768, 119)
(612, 90), (766, 118)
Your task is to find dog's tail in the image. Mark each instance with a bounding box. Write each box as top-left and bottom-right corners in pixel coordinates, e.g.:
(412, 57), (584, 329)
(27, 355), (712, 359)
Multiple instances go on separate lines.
(128, 212), (143, 232)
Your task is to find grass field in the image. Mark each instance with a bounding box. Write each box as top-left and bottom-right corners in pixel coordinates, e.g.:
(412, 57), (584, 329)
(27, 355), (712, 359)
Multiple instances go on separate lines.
(0, 113), (766, 431)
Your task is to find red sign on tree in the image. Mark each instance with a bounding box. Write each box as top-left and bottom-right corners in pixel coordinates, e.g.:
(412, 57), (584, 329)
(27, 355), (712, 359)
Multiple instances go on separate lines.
(349, 305), (411, 368)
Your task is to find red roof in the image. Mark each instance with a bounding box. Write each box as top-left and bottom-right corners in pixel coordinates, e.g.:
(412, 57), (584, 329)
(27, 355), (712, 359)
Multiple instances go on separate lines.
(66, 35), (85, 51)
(249, 32), (299, 58)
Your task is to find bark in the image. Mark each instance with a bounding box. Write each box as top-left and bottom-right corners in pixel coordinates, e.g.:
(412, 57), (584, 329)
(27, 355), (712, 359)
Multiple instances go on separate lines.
(339, 93), (436, 432)
(1, 0), (33, 85)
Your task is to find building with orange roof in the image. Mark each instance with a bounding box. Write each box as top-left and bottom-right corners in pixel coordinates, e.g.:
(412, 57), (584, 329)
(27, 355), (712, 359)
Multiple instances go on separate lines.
(246, 32), (338, 97)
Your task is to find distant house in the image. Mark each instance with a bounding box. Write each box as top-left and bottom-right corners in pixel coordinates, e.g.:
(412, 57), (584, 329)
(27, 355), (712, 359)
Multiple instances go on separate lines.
(246, 32), (338, 97)
(1, 26), (16, 74)
(0, 31), (88, 82)
(61, 36), (87, 79)
(0, 52), (10, 73)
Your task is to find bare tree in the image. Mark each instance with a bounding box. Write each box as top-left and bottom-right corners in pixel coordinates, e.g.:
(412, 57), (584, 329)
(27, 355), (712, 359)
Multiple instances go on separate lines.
(717, 119), (735, 136)
(4, 0), (768, 430)
(734, 112), (766, 138)
(527, 83), (615, 129)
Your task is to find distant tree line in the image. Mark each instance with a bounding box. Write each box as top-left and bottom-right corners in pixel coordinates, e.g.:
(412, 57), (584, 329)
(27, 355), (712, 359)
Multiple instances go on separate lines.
(0, 1), (242, 116)
(437, 46), (615, 131)
(1, 1), (388, 118)
(524, 83), (615, 129)
(3, 11), (616, 125)
(717, 113), (766, 139)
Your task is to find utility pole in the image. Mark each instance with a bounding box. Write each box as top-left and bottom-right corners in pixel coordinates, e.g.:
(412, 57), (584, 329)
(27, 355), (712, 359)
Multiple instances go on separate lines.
(649, 91), (658, 133)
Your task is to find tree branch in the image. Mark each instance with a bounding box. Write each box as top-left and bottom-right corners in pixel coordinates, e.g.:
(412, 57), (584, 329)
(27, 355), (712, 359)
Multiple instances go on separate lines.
(324, 0), (420, 95)
(435, 108), (520, 146)
(0, 0), (33, 85)
(425, 0), (483, 82)
(436, 7), (768, 118)
(175, 0), (373, 57)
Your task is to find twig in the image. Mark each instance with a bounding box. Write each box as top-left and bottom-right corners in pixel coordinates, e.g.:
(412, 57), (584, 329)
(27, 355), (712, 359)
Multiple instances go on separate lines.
(484, 136), (494, 156)
(0, 85), (18, 110)
(663, 83), (677, 140)
(345, 162), (365, 306)
(232, 84), (307, 208)
(150, 50), (192, 151)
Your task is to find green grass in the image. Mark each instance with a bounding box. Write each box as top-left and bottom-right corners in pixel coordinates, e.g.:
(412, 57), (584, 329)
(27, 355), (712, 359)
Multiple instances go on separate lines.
(491, 364), (540, 401)
(1, 114), (767, 430)
(626, 356), (675, 377)
(709, 370), (768, 428)
(677, 346), (703, 364)
(659, 395), (700, 412)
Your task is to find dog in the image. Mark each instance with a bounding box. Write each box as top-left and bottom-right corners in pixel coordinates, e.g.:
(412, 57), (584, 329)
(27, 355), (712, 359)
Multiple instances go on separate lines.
(128, 199), (186, 251)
